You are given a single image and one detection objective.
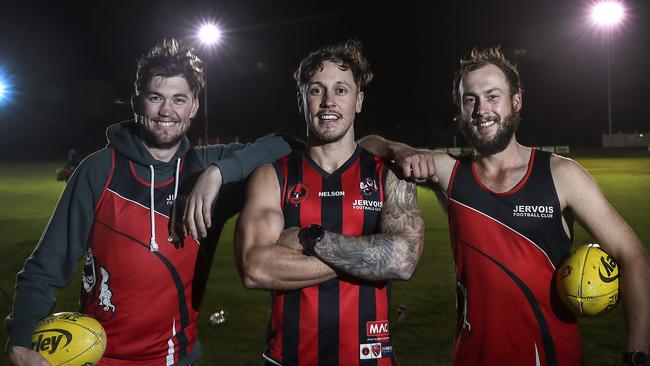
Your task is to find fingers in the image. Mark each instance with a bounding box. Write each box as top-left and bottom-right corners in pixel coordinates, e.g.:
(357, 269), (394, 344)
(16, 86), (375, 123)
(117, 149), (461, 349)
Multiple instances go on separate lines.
(194, 199), (207, 239)
(184, 196), (197, 240)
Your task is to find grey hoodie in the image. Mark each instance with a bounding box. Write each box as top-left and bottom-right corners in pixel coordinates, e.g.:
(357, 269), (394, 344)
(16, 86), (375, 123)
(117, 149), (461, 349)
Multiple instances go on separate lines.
(5, 120), (292, 354)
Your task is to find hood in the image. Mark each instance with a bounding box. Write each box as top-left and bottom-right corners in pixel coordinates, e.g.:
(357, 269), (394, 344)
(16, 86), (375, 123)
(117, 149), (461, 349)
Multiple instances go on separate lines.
(105, 120), (187, 252)
(105, 120), (191, 167)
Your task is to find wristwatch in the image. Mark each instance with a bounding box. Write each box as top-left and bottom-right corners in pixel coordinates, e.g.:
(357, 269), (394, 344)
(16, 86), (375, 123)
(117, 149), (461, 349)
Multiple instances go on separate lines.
(298, 224), (325, 256)
(624, 351), (649, 366)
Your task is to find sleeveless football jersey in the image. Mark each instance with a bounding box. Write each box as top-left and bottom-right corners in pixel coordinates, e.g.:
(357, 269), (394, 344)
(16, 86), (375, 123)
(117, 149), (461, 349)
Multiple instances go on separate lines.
(81, 149), (206, 365)
(265, 146), (398, 366)
(447, 149), (581, 366)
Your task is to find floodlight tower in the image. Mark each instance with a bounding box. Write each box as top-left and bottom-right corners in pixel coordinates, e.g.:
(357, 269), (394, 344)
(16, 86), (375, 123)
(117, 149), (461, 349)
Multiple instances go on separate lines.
(591, 1), (624, 136)
(198, 23), (222, 144)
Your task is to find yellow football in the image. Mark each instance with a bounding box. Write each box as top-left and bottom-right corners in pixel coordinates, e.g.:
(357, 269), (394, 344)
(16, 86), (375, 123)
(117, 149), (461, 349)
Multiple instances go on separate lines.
(556, 244), (620, 316)
(32, 312), (106, 366)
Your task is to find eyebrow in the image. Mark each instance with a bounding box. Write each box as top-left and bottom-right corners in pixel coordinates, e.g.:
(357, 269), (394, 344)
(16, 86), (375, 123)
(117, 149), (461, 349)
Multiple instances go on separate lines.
(485, 88), (503, 94)
(308, 80), (353, 88)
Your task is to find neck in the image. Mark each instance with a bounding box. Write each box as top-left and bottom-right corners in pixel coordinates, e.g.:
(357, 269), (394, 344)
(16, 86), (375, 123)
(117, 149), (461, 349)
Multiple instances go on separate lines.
(307, 133), (357, 174)
(473, 137), (529, 171)
(144, 143), (180, 163)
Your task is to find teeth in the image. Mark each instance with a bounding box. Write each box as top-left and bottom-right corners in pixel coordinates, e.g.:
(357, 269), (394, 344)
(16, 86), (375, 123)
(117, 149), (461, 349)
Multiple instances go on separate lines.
(319, 114), (339, 121)
(477, 120), (495, 128)
(156, 121), (176, 127)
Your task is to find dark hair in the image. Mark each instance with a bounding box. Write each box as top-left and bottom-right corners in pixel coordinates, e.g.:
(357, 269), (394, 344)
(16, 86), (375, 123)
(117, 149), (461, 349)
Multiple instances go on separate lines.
(293, 39), (373, 90)
(134, 38), (204, 97)
(452, 47), (522, 107)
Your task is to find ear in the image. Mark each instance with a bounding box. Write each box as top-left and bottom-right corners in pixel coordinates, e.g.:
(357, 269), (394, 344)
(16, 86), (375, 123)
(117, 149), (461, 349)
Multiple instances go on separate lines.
(297, 89), (305, 115)
(511, 91), (522, 112)
(190, 97), (199, 119)
(355, 90), (364, 113)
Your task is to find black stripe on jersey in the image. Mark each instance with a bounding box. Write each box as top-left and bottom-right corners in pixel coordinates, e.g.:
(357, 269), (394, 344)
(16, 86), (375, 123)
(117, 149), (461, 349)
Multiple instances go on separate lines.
(318, 175), (343, 365)
(94, 219), (190, 360)
(360, 151), (382, 236)
(459, 237), (558, 366)
(282, 151), (303, 365)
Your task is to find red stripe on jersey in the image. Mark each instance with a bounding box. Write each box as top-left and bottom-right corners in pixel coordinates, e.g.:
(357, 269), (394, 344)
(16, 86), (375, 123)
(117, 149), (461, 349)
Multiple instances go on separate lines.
(300, 159), (322, 226)
(268, 293), (285, 361)
(299, 286), (319, 365)
(339, 157), (362, 366)
(338, 281), (359, 366)
(128, 160), (182, 188)
(298, 159), (322, 365)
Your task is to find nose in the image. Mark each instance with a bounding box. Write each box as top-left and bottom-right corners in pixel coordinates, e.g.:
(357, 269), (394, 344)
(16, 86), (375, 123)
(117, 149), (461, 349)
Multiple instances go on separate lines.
(319, 92), (335, 108)
(472, 98), (489, 119)
(159, 100), (174, 117)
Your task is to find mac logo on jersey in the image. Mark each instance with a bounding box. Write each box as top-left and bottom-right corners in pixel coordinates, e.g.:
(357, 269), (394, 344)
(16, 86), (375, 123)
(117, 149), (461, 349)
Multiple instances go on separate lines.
(287, 183), (309, 206)
(367, 320), (390, 338)
(513, 205), (554, 218)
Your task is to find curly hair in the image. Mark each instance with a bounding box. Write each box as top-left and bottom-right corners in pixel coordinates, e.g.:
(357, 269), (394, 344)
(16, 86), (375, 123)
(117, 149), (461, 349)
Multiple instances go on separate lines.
(293, 39), (373, 90)
(452, 47), (522, 107)
(134, 38), (205, 97)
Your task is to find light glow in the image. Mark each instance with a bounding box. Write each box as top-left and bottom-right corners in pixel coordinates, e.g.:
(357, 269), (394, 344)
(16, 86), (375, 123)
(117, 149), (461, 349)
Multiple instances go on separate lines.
(592, 2), (625, 26)
(198, 23), (222, 45)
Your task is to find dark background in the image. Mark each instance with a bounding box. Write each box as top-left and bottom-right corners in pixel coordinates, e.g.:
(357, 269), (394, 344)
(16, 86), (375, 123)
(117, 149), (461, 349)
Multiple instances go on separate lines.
(1, 0), (648, 160)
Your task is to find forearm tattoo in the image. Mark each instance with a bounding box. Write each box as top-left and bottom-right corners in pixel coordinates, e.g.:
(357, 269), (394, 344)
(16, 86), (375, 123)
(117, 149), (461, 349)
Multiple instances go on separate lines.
(315, 171), (425, 280)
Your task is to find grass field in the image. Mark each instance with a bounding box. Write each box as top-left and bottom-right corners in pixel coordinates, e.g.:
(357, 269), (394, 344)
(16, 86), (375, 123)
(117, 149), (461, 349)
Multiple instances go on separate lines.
(1, 150), (648, 365)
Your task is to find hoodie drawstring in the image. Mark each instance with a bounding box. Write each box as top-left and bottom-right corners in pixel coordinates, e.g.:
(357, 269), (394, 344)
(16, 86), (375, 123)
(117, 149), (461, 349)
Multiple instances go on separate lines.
(149, 165), (159, 252)
(149, 158), (181, 253)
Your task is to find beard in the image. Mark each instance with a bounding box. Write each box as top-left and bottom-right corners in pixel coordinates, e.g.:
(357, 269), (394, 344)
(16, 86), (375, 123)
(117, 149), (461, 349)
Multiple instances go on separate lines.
(138, 117), (189, 150)
(460, 111), (521, 155)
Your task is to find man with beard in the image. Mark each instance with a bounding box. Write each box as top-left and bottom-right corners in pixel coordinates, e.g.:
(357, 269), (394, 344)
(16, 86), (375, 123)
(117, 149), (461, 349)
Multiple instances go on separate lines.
(233, 40), (424, 366)
(360, 47), (649, 365)
(6, 39), (292, 366)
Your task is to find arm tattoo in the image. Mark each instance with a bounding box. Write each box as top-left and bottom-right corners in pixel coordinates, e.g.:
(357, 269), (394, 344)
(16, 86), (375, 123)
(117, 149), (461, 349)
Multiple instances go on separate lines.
(315, 170), (425, 281)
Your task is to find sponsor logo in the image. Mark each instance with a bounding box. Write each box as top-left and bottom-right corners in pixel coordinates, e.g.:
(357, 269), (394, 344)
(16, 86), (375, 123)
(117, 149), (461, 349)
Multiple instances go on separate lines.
(287, 183), (309, 206)
(318, 190), (345, 197)
(360, 343), (382, 360)
(513, 205), (554, 218)
(352, 199), (383, 212)
(360, 178), (378, 197)
(32, 329), (72, 354)
(367, 320), (390, 338)
(599, 256), (620, 283)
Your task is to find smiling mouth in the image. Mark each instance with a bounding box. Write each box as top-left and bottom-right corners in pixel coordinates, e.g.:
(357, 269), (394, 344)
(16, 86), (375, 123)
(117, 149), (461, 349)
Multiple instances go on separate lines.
(154, 119), (179, 127)
(317, 112), (342, 122)
(473, 118), (498, 129)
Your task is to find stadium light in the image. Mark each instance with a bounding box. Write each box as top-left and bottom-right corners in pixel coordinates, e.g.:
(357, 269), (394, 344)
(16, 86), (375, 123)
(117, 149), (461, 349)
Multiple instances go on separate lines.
(591, 1), (625, 136)
(0, 69), (14, 106)
(197, 22), (222, 145)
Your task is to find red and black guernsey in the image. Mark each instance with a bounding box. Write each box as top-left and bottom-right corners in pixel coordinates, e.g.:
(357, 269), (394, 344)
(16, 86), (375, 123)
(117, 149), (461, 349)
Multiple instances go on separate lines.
(447, 149), (581, 366)
(81, 149), (207, 366)
(266, 146), (398, 366)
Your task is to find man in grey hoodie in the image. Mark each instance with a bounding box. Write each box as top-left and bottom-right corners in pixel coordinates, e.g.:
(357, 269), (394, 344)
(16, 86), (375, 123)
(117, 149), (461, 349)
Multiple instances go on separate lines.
(6, 39), (292, 366)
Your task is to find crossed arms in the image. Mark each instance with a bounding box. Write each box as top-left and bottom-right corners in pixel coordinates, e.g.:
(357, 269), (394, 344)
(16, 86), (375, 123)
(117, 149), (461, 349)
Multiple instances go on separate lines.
(234, 163), (425, 291)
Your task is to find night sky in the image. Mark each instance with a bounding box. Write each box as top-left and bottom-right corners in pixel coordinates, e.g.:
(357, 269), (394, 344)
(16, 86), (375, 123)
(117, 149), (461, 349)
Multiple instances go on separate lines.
(1, 0), (649, 160)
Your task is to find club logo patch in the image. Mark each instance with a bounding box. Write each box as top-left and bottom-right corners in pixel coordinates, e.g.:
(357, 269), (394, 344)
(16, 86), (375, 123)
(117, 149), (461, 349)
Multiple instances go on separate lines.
(287, 183), (310, 206)
(360, 177), (378, 197)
